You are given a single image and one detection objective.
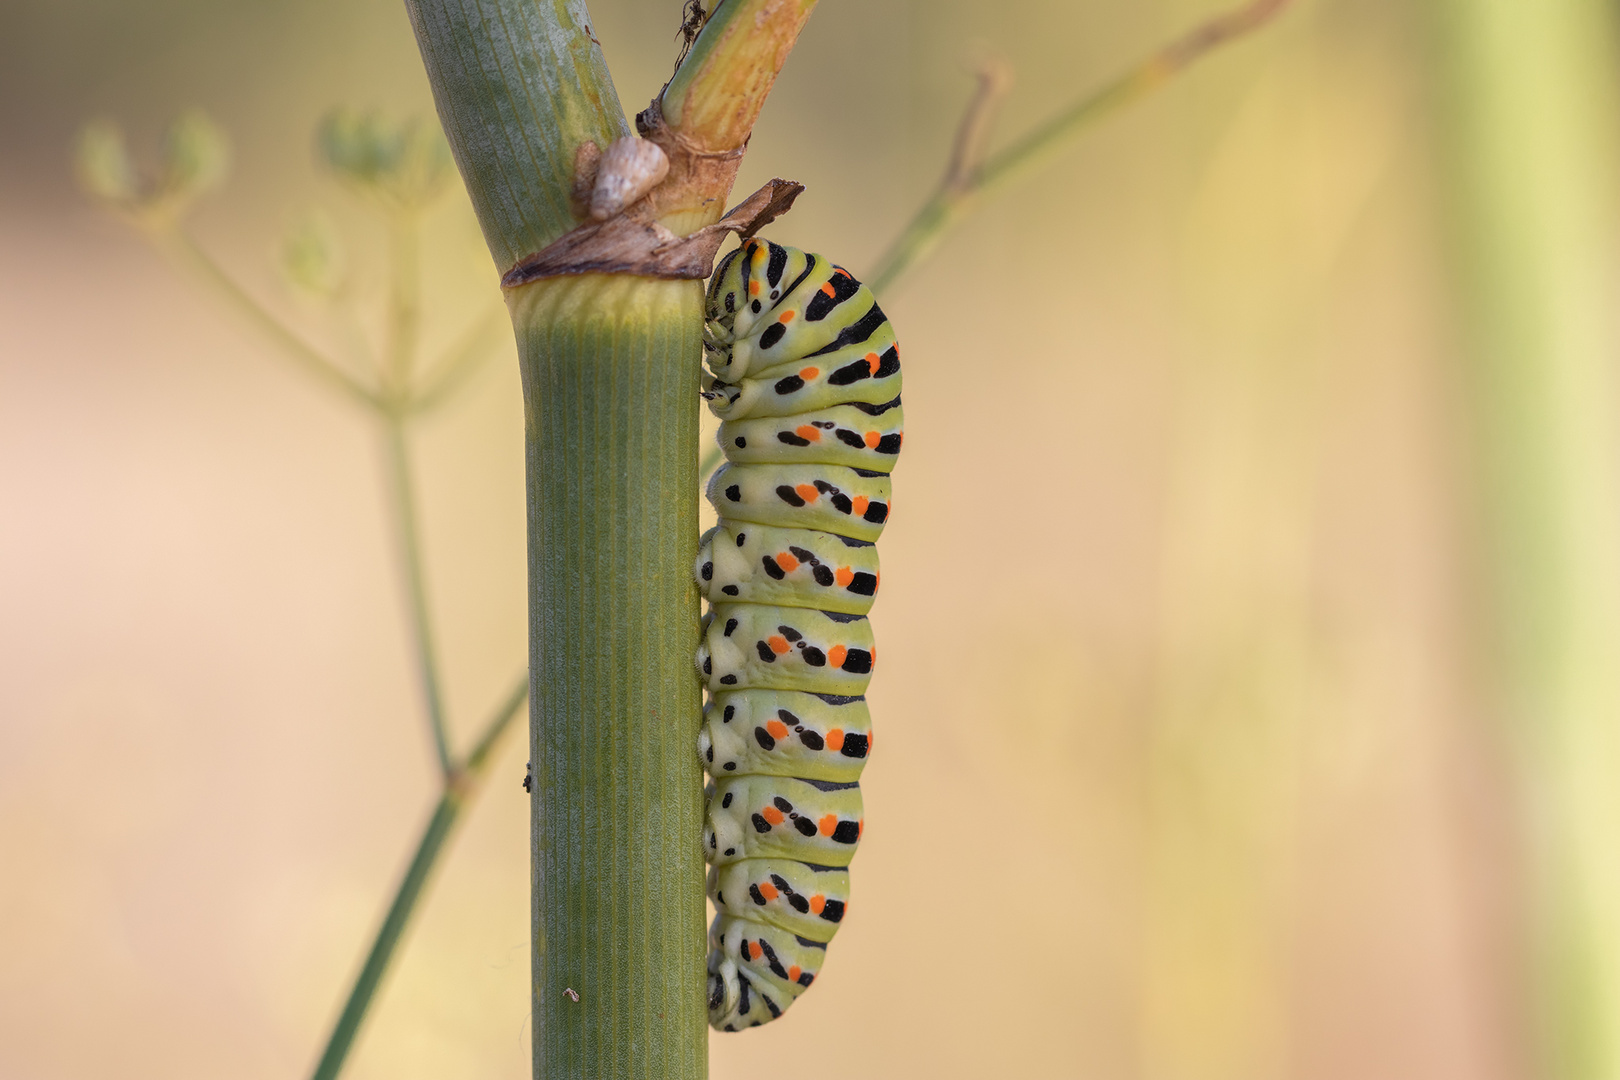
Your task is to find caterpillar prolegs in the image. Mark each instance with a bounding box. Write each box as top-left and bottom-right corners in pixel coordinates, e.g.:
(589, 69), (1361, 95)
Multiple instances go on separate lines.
(697, 239), (901, 1030)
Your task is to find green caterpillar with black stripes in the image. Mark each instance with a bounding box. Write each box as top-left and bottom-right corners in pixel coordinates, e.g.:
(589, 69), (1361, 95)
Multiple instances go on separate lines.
(697, 237), (901, 1030)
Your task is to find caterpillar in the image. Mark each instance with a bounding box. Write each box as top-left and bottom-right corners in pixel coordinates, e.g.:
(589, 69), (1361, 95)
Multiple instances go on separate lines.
(697, 238), (901, 1030)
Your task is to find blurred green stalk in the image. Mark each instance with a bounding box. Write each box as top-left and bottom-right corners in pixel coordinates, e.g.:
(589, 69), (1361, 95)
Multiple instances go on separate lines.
(1429, 3), (1620, 1077)
(311, 675), (528, 1080)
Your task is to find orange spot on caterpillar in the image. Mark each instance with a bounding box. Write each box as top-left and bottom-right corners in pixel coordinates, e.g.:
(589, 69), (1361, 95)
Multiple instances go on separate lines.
(809, 894), (825, 914)
(776, 552), (800, 572)
(852, 496), (869, 515)
(748, 941), (763, 960)
(795, 425), (821, 443)
(766, 719), (789, 739)
(778, 310), (795, 323)
(767, 635), (791, 655)
(762, 805), (784, 826)
(749, 280), (761, 295)
(865, 352), (880, 374)
(834, 567), (853, 587)
(795, 483), (819, 503)
(863, 431), (880, 449)
(759, 880), (779, 900)
(798, 366), (819, 380)
(825, 728), (844, 751)
(858, 820), (864, 840)
(827, 645), (847, 668)
(788, 965), (802, 982)
(818, 814), (837, 836)
(820, 281), (836, 297)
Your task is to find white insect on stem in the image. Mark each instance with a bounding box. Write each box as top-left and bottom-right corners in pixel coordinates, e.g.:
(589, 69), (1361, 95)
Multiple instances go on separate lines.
(563, 987), (580, 1003)
(588, 136), (669, 221)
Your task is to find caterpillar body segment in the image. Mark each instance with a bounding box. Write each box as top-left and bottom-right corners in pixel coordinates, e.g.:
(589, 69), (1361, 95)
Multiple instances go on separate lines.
(703, 773), (864, 867)
(718, 400), (905, 472)
(705, 917), (828, 1029)
(699, 238), (901, 1031)
(702, 339), (902, 421)
(699, 689), (871, 784)
(698, 603), (875, 695)
(697, 523), (881, 615)
(708, 858), (852, 942)
(705, 462), (891, 542)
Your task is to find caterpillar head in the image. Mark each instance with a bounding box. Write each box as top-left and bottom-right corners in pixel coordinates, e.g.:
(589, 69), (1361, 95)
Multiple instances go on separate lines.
(705, 245), (747, 334)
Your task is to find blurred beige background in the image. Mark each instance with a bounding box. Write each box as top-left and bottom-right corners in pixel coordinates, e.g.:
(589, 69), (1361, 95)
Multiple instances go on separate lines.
(0, 1), (1534, 1078)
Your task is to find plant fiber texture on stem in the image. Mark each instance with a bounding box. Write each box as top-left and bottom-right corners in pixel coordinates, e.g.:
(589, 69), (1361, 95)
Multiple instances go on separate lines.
(515, 274), (706, 1080)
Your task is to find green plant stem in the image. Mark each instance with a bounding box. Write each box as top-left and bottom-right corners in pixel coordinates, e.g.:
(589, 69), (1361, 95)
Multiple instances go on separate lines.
(1428, 2), (1620, 1077)
(405, 3), (818, 1075)
(403, 0), (627, 269)
(309, 672), (529, 1080)
(866, 0), (1292, 294)
(381, 412), (454, 778)
(514, 275), (706, 1080)
(157, 228), (380, 408)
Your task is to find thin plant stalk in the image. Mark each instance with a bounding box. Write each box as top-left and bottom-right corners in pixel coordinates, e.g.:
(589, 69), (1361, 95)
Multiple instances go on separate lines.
(380, 412), (454, 778)
(82, 108), (529, 1080)
(309, 674), (529, 1080)
(157, 229), (380, 407)
(867, 0), (1293, 294)
(1428, 1), (1620, 1078)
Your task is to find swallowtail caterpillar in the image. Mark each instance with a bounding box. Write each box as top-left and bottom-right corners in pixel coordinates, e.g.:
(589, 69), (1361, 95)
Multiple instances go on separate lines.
(698, 239), (901, 1030)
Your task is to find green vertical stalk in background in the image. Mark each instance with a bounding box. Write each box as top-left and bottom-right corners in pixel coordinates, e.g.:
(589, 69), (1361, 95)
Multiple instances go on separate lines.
(1428, 3), (1620, 1078)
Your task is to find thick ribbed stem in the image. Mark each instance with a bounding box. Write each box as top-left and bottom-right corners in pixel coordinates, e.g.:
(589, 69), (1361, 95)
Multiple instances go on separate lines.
(1428, 2), (1620, 1077)
(512, 274), (706, 1080)
(404, 4), (818, 1075)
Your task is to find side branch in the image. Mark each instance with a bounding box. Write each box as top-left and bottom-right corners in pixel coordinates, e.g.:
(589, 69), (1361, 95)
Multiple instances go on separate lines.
(868, 0), (1293, 295)
(162, 231), (381, 408)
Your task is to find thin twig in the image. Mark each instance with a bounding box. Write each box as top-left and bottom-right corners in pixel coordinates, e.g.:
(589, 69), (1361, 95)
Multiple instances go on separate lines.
(381, 414), (455, 779)
(464, 672), (530, 771)
(942, 61), (1013, 196)
(867, 0), (1293, 295)
(407, 307), (511, 414)
(158, 230), (382, 408)
(382, 216), (423, 401)
(308, 671), (529, 1080)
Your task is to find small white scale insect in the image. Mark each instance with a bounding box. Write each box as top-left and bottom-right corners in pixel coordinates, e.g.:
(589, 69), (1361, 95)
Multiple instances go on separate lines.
(588, 136), (669, 221)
